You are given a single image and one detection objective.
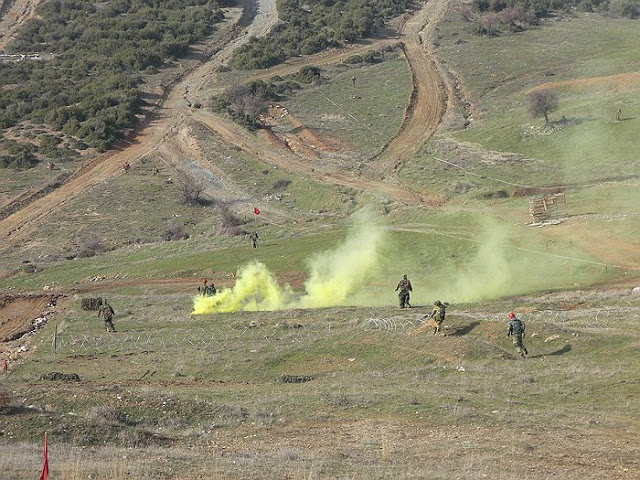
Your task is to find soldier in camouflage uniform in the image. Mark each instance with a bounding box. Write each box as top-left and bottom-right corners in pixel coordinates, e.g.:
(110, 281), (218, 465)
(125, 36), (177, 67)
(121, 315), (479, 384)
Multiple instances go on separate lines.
(97, 299), (116, 333)
(198, 278), (216, 296)
(507, 312), (528, 358)
(424, 300), (446, 334)
(395, 274), (413, 309)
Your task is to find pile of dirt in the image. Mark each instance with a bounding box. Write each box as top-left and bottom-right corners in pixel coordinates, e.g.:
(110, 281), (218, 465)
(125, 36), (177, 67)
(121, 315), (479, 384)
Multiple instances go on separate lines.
(0, 293), (64, 365)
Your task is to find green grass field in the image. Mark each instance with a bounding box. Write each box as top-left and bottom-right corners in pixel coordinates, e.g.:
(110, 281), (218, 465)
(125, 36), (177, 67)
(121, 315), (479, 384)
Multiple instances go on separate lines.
(2, 289), (638, 479)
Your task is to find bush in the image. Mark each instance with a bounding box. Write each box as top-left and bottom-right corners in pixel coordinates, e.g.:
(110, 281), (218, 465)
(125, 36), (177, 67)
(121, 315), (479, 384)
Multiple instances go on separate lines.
(272, 178), (292, 190)
(78, 236), (107, 258)
(163, 222), (190, 241)
(295, 66), (322, 84)
(176, 172), (207, 205)
(343, 54), (364, 64)
(609, 0), (640, 17)
(215, 200), (246, 235)
(88, 406), (131, 425)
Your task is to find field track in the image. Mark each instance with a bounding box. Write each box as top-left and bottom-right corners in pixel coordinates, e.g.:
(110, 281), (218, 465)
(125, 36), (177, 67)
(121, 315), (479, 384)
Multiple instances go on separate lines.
(0, 0), (452, 248)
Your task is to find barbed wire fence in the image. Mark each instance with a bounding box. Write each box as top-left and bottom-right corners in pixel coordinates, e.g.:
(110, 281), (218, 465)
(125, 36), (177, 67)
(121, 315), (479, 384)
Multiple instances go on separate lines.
(361, 306), (640, 331)
(51, 306), (639, 354)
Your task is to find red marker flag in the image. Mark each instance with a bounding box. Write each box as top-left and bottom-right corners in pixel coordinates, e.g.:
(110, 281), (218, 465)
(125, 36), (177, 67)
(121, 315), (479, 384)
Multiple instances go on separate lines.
(39, 432), (48, 480)
(253, 207), (260, 215)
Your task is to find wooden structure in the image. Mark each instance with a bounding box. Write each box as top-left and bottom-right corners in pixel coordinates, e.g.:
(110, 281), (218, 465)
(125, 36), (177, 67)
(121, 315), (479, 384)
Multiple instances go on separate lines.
(529, 193), (566, 221)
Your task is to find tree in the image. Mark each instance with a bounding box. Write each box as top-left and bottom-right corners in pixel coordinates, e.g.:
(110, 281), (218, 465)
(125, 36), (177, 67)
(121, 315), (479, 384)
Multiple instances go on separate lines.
(525, 89), (559, 124)
(176, 172), (206, 205)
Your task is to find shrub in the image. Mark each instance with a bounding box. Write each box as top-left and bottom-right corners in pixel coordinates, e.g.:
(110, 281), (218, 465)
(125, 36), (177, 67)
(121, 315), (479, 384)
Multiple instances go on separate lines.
(272, 178), (292, 190)
(295, 66), (322, 84)
(78, 236), (107, 258)
(88, 406), (131, 425)
(215, 200), (246, 235)
(609, 0), (640, 17)
(176, 172), (207, 205)
(163, 222), (190, 241)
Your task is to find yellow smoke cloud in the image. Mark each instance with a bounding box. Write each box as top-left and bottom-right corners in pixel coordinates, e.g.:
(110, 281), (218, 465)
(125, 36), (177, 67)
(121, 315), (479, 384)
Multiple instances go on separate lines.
(443, 221), (512, 303)
(192, 262), (293, 314)
(192, 211), (385, 314)
(299, 217), (384, 308)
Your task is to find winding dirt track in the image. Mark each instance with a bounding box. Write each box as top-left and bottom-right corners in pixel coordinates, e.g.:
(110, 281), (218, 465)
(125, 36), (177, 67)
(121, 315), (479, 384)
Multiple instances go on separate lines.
(0, 0), (452, 248)
(373, 0), (450, 175)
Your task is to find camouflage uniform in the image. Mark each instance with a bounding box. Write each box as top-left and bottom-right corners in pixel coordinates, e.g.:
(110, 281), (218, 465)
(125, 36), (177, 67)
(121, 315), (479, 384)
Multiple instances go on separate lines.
(425, 301), (446, 334)
(198, 282), (216, 296)
(97, 301), (116, 333)
(395, 275), (412, 308)
(507, 313), (528, 358)
(250, 232), (259, 248)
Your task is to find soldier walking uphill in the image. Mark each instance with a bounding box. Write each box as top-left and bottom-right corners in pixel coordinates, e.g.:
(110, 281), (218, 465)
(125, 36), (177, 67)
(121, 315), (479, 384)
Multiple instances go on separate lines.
(395, 275), (413, 309)
(507, 312), (528, 358)
(423, 300), (446, 334)
(250, 231), (259, 248)
(97, 300), (116, 333)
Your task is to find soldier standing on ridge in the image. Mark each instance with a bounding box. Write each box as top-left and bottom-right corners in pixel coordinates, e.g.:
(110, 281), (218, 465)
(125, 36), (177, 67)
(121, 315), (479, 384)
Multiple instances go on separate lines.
(423, 300), (446, 334)
(97, 299), (116, 333)
(507, 312), (528, 358)
(250, 231), (259, 248)
(395, 274), (413, 309)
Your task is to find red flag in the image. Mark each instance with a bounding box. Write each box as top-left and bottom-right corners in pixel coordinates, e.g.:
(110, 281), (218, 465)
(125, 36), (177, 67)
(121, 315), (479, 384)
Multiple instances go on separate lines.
(253, 207), (260, 215)
(39, 432), (48, 480)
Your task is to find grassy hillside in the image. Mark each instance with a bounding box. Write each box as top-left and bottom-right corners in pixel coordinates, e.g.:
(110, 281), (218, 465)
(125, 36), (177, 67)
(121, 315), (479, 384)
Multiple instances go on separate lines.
(1, 289), (639, 479)
(2, 5), (640, 480)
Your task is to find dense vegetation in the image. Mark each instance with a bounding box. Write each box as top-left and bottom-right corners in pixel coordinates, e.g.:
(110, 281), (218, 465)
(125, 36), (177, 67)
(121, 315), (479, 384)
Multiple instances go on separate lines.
(465, 0), (639, 36)
(471, 0), (639, 17)
(210, 66), (325, 128)
(0, 0), (230, 167)
(231, 0), (410, 69)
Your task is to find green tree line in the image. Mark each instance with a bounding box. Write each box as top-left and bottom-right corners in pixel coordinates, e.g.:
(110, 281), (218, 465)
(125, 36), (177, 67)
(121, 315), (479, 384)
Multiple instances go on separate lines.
(231, 0), (410, 69)
(471, 0), (639, 21)
(0, 0), (230, 166)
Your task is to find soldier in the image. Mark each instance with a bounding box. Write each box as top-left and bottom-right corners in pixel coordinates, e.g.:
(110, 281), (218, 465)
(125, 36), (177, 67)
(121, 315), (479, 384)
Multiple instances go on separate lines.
(351, 75), (356, 87)
(395, 274), (412, 309)
(507, 312), (528, 358)
(250, 231), (259, 248)
(97, 299), (116, 333)
(423, 300), (446, 334)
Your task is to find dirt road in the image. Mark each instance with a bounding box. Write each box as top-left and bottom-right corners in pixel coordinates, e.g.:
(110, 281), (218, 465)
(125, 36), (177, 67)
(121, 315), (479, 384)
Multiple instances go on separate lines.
(373, 0), (451, 175)
(0, 0), (452, 247)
